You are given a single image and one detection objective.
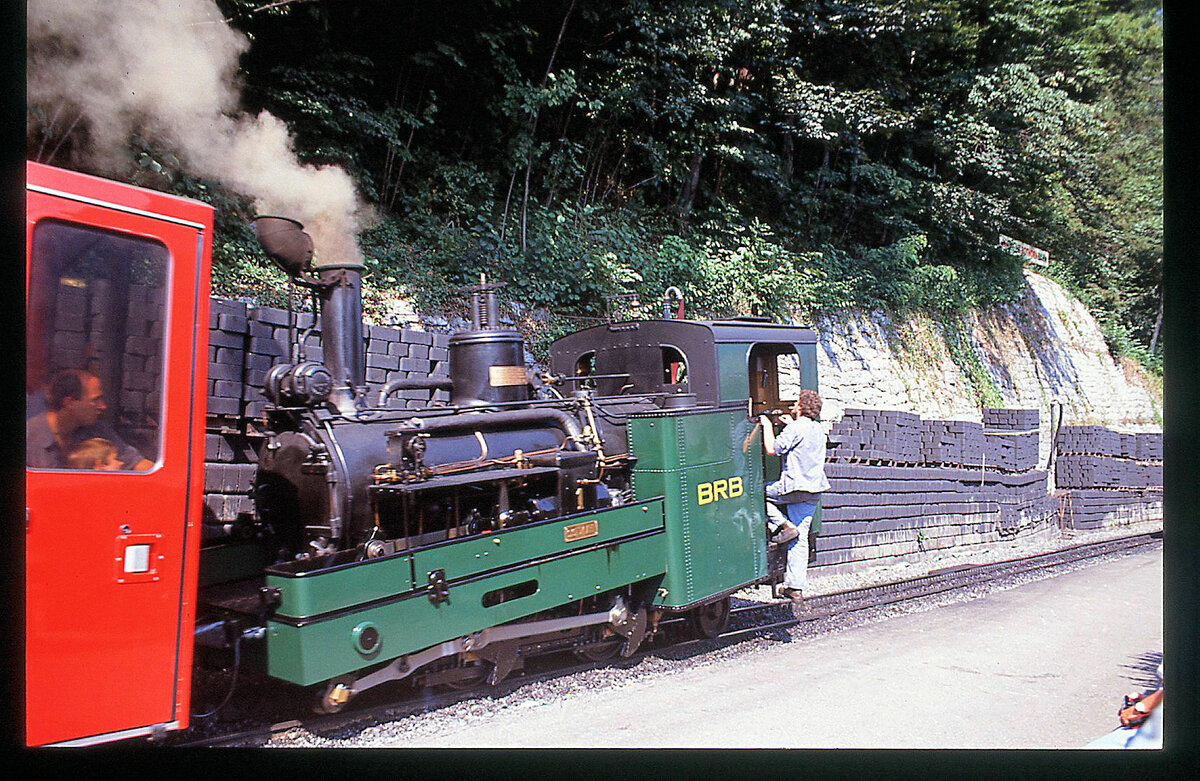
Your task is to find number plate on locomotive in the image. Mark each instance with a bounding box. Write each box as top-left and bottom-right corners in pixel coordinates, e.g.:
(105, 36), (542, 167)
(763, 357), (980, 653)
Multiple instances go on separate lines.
(488, 365), (527, 386)
(563, 520), (599, 542)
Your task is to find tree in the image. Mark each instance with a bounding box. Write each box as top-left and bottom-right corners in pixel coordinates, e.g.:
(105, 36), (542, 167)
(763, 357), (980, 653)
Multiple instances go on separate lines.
(26, 0), (1162, 365)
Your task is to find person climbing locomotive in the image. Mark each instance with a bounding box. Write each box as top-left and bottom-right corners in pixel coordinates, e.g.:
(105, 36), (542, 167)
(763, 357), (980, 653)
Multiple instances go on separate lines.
(760, 389), (830, 606)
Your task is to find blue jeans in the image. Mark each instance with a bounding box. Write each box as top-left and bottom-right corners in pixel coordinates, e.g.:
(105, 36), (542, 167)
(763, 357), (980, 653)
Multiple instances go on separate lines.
(781, 501), (815, 591)
(765, 479), (812, 529)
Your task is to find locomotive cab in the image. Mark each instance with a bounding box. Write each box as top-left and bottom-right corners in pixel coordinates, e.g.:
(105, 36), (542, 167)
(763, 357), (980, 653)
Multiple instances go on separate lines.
(549, 316), (818, 412)
(550, 316), (819, 611)
(550, 319), (718, 404)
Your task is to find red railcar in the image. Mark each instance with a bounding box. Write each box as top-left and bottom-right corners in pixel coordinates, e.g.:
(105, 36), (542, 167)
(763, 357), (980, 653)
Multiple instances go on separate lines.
(25, 162), (212, 746)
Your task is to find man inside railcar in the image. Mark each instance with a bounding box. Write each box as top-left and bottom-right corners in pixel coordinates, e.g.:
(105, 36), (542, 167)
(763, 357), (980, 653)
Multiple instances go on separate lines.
(26, 369), (152, 471)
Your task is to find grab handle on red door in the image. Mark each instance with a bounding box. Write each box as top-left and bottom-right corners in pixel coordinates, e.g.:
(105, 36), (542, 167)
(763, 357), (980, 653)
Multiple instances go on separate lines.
(113, 533), (163, 584)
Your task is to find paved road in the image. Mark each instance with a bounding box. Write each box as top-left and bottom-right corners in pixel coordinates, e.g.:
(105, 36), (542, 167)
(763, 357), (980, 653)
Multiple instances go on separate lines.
(374, 545), (1163, 748)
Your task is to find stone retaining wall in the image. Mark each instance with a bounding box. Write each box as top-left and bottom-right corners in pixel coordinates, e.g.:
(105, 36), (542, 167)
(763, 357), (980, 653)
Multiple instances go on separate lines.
(197, 300), (1163, 566)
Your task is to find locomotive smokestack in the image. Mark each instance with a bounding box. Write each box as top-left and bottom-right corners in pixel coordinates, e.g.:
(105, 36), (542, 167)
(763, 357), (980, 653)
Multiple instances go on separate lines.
(310, 244), (365, 413)
(254, 217), (365, 413)
(315, 262), (366, 413)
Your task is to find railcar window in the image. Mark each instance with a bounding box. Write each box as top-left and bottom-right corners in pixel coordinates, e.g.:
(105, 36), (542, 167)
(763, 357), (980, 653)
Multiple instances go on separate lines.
(26, 220), (168, 472)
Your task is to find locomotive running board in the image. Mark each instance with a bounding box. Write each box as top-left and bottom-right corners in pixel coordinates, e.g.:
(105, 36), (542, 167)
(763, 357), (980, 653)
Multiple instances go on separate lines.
(339, 596), (645, 698)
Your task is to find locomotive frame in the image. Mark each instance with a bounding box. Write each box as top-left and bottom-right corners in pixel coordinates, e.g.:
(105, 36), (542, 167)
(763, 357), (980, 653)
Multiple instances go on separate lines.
(24, 161), (817, 745)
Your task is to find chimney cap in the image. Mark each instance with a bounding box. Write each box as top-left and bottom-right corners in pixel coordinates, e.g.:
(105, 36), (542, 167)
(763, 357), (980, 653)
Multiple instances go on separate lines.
(253, 215), (314, 277)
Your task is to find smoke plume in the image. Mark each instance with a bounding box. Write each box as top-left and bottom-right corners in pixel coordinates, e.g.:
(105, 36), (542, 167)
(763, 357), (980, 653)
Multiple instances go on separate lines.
(27, 0), (364, 264)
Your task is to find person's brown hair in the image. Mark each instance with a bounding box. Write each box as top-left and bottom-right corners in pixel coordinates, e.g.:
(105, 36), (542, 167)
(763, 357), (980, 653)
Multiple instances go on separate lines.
(797, 389), (823, 420)
(46, 369), (88, 411)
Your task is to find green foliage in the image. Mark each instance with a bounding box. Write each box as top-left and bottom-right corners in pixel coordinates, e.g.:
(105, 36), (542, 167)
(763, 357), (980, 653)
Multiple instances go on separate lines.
(499, 203), (642, 313)
(1095, 314), (1162, 375)
(943, 318), (1005, 408)
(31, 0), (1160, 370)
(358, 217), (455, 319)
(686, 213), (825, 320)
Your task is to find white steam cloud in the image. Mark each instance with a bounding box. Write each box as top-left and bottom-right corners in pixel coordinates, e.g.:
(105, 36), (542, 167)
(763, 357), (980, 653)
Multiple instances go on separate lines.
(28, 0), (365, 263)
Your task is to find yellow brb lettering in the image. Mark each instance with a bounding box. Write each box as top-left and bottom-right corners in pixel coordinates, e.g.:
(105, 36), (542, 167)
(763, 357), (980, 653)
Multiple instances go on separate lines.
(697, 476), (744, 505)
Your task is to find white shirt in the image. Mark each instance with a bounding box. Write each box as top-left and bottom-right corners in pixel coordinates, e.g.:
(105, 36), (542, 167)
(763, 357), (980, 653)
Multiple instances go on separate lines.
(772, 416), (830, 494)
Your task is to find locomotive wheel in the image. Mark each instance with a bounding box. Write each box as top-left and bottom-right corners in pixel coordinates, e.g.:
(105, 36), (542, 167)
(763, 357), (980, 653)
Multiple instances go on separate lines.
(574, 632), (623, 662)
(690, 596), (731, 639)
(435, 659), (492, 691)
(575, 640), (623, 662)
(314, 676), (356, 715)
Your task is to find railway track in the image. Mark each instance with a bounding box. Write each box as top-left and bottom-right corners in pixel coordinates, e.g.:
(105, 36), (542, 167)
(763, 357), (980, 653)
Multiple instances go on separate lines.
(174, 530), (1161, 747)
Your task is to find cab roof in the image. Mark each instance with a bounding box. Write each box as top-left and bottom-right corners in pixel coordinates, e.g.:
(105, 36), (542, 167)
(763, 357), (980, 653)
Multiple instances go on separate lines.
(699, 317), (818, 345)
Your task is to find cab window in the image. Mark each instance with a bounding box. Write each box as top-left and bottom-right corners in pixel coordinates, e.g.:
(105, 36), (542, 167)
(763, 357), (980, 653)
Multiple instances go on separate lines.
(26, 220), (169, 471)
(748, 344), (800, 416)
(573, 351), (597, 390)
(661, 346), (688, 386)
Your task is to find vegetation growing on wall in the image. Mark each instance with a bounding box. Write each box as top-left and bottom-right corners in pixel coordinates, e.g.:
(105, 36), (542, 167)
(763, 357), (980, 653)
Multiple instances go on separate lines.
(28, 0), (1162, 371)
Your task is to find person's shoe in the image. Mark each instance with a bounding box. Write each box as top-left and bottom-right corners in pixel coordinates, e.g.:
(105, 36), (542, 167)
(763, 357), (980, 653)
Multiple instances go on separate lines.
(771, 521), (800, 544)
(779, 586), (806, 614)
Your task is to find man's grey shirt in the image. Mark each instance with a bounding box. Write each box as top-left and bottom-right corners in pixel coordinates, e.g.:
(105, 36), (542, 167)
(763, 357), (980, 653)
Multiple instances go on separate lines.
(26, 412), (146, 469)
(771, 415), (830, 495)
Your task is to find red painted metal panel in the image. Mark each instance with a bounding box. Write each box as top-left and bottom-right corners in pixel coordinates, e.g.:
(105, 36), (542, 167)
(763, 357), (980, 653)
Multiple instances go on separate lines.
(24, 162), (212, 746)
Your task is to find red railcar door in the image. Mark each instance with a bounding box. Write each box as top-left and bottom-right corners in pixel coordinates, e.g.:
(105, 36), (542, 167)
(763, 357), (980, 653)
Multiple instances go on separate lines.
(25, 163), (211, 746)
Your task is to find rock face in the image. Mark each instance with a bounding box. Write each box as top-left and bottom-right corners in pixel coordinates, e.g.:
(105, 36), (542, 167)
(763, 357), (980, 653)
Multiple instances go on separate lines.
(810, 271), (1162, 465)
